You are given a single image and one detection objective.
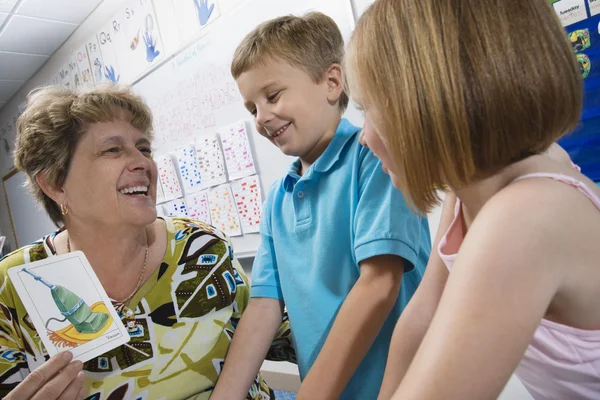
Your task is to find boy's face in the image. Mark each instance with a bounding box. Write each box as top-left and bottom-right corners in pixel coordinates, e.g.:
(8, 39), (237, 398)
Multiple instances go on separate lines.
(236, 60), (341, 161)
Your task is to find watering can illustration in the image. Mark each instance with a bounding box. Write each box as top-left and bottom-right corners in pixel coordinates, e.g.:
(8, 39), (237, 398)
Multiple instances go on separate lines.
(22, 268), (109, 334)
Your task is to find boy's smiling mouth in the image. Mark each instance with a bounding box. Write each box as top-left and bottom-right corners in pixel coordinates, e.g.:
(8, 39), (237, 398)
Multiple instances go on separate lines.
(268, 122), (291, 139)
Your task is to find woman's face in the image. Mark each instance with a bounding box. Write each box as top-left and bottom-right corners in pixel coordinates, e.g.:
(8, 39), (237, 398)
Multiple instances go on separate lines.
(60, 117), (158, 229)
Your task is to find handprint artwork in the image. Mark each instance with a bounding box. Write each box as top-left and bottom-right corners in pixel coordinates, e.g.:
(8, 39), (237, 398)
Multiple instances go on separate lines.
(194, 0), (215, 26)
(143, 14), (160, 62)
(104, 65), (120, 83)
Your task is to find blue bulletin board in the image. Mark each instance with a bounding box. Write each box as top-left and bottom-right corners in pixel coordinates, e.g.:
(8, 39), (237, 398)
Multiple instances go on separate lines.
(553, 0), (600, 181)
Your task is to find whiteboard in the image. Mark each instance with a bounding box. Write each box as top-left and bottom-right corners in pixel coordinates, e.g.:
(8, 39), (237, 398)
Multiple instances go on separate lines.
(3, 170), (57, 248)
(134, 0), (362, 257)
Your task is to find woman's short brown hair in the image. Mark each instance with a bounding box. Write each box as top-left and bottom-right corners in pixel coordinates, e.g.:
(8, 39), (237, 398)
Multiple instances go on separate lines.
(14, 84), (153, 226)
(346, 0), (582, 212)
(231, 11), (349, 111)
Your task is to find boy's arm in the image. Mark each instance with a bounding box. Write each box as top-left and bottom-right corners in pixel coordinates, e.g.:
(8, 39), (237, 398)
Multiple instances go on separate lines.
(297, 254), (404, 400)
(211, 297), (284, 400)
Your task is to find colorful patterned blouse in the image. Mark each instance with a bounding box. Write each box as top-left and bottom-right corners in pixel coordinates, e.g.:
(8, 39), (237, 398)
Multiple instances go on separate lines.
(0, 217), (294, 399)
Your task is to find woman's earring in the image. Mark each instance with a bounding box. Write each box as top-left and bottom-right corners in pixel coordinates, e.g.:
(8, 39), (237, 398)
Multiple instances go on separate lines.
(60, 204), (69, 216)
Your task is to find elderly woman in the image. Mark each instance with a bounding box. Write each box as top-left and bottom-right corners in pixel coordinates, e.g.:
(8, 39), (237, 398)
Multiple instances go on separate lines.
(0, 85), (293, 399)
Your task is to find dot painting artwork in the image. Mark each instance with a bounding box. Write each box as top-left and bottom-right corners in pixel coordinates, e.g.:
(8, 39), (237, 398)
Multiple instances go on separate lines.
(175, 144), (203, 194)
(186, 190), (211, 224)
(230, 175), (262, 234)
(163, 198), (189, 217)
(156, 154), (183, 201)
(207, 184), (242, 236)
(218, 121), (256, 180)
(195, 133), (228, 189)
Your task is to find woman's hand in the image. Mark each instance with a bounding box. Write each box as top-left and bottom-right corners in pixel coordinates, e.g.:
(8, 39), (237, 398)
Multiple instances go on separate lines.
(5, 352), (85, 400)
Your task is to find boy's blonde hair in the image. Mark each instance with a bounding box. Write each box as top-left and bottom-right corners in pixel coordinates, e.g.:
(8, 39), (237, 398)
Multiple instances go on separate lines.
(346, 0), (582, 212)
(14, 84), (153, 226)
(231, 12), (349, 111)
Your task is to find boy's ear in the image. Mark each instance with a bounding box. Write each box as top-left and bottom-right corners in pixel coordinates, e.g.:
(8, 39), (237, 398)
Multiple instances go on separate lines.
(325, 64), (344, 103)
(35, 172), (65, 206)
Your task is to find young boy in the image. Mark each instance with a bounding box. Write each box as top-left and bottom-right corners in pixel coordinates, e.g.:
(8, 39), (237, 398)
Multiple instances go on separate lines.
(211, 12), (431, 399)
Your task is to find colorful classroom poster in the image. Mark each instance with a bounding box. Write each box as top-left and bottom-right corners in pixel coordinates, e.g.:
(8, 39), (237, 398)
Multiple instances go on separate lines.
(186, 191), (211, 224)
(230, 175), (261, 234)
(195, 133), (227, 188)
(208, 184), (242, 236)
(175, 144), (203, 194)
(590, 0), (600, 17)
(218, 121), (256, 180)
(156, 154), (183, 201)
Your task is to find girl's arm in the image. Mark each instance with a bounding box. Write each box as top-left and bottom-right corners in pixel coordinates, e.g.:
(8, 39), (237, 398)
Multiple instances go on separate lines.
(378, 192), (456, 399)
(392, 181), (571, 399)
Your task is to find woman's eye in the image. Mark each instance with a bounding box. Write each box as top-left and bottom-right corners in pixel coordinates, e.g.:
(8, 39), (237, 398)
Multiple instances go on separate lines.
(104, 147), (120, 154)
(140, 147), (152, 155)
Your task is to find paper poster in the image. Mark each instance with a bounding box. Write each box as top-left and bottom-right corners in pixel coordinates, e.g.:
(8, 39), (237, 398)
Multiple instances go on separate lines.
(163, 198), (189, 217)
(156, 154), (183, 201)
(208, 184), (242, 236)
(86, 35), (105, 85)
(75, 46), (94, 89)
(186, 190), (211, 224)
(156, 177), (165, 204)
(96, 19), (123, 83)
(230, 175), (262, 234)
(114, 0), (164, 82)
(7, 252), (130, 363)
(554, 0), (587, 27)
(175, 144), (203, 194)
(591, 0), (600, 17)
(67, 54), (83, 90)
(57, 62), (72, 89)
(218, 121), (256, 180)
(195, 133), (227, 188)
(173, 0), (220, 44)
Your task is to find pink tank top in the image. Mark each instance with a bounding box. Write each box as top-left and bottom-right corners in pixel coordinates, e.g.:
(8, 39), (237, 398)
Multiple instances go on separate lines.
(438, 173), (600, 399)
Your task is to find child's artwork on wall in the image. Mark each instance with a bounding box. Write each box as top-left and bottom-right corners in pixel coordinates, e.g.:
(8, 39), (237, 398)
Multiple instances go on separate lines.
(85, 35), (105, 85)
(195, 133), (228, 188)
(208, 184), (242, 236)
(186, 191), (211, 224)
(163, 198), (189, 217)
(230, 175), (262, 234)
(7, 252), (130, 362)
(218, 121), (256, 180)
(156, 154), (183, 201)
(175, 144), (203, 194)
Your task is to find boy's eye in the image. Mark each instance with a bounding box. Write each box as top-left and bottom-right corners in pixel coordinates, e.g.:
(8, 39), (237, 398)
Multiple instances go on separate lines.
(249, 108), (257, 116)
(267, 91), (280, 102)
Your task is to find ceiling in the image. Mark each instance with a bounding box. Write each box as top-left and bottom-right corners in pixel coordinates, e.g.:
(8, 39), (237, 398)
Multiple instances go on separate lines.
(0, 0), (102, 109)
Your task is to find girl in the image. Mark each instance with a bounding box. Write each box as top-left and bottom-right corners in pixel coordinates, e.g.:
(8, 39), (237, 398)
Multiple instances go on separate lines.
(346, 0), (600, 399)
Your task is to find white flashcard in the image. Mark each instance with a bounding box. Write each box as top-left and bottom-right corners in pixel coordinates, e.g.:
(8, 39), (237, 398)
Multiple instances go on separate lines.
(8, 252), (130, 363)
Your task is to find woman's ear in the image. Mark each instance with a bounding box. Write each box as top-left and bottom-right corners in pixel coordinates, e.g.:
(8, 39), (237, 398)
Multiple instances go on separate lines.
(325, 64), (344, 103)
(35, 172), (64, 205)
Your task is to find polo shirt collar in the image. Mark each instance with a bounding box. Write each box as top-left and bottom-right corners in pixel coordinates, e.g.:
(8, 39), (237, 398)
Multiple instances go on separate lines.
(282, 118), (359, 192)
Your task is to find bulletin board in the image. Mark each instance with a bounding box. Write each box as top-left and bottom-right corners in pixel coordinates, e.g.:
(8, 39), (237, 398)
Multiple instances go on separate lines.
(553, 0), (600, 181)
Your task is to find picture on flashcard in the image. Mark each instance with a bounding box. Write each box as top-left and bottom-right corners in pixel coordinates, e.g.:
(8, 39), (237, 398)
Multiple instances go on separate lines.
(7, 252), (129, 362)
(196, 134), (227, 188)
(157, 154), (183, 201)
(186, 191), (211, 224)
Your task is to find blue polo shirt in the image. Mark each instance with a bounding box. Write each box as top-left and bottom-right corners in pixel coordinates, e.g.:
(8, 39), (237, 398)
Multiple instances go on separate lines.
(252, 118), (430, 399)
